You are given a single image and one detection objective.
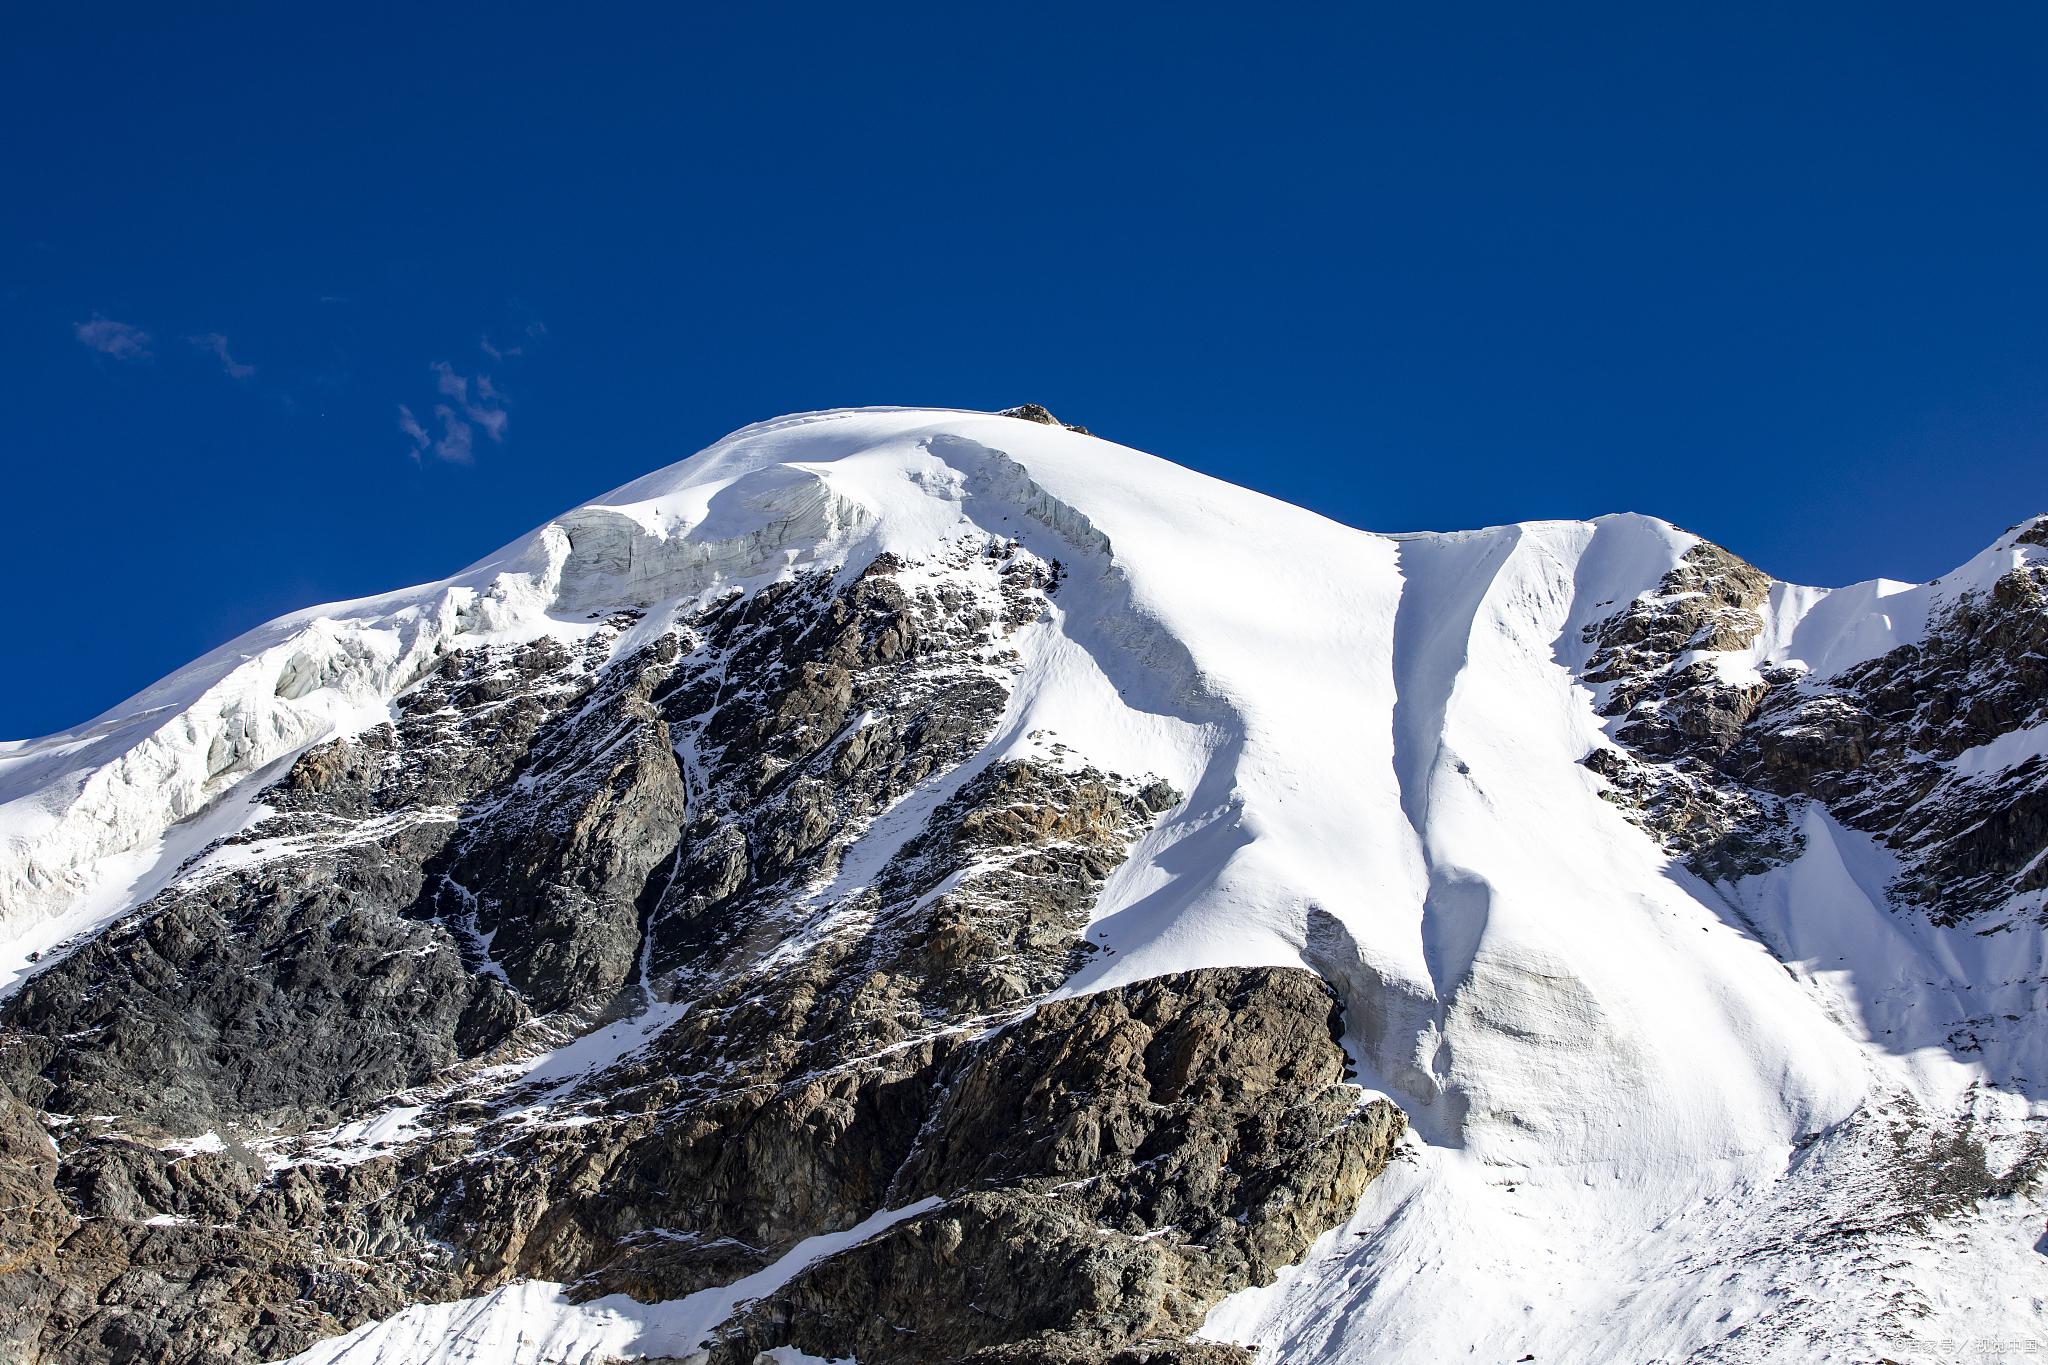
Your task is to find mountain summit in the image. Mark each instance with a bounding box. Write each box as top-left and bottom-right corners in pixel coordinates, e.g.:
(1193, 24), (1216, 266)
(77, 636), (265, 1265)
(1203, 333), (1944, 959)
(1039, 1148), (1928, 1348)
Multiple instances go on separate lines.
(2, 408), (2044, 1364)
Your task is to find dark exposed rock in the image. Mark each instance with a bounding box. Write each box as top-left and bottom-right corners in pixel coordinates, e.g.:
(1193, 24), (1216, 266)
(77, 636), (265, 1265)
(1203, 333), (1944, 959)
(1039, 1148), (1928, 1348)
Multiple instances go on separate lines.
(1581, 744), (1802, 882)
(1584, 541), (1773, 760)
(999, 404), (1092, 436)
(0, 631), (658, 1133)
(0, 856), (521, 1132)
(707, 968), (1401, 1365)
(970, 1344), (1254, 1365)
(1583, 533), (2048, 925)
(1579, 542), (1797, 880)
(436, 755), (1182, 1296)
(423, 637), (688, 1012)
(1713, 561), (2048, 920)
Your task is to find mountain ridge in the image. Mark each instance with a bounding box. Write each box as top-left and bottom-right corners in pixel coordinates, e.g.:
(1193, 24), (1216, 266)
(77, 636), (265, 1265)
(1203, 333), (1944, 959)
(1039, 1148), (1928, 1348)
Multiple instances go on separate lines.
(4, 407), (2029, 966)
(1, 407), (2043, 1364)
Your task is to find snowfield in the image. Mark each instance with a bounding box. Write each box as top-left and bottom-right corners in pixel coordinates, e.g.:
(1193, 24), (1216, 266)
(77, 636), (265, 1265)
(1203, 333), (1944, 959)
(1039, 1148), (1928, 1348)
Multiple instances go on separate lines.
(3, 407), (2043, 1363)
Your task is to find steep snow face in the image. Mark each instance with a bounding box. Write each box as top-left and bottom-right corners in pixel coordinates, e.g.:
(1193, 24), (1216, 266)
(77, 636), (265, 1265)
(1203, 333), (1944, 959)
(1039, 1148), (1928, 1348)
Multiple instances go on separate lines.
(1742, 518), (2045, 683)
(5, 408), (2044, 1364)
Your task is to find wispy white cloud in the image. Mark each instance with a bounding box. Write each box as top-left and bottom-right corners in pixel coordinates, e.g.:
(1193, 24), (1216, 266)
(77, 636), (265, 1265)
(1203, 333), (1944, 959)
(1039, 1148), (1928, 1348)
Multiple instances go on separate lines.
(393, 403), (473, 466)
(397, 400), (476, 464)
(398, 404), (431, 461)
(431, 404), (474, 463)
(74, 314), (151, 360)
(471, 408), (506, 442)
(469, 381), (508, 442)
(189, 332), (255, 379)
(398, 383), (490, 463)
(401, 331), (529, 464)
(431, 360), (508, 445)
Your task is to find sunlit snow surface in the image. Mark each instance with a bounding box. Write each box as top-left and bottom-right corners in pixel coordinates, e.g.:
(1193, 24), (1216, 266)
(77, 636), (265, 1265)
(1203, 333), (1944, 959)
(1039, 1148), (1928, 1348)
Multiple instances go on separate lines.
(286, 1199), (942, 1365)
(1, 408), (2043, 1363)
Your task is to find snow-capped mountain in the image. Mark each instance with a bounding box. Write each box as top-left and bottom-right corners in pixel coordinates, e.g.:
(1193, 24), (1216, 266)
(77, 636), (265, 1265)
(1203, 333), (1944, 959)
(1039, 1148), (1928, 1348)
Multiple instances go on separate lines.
(1, 405), (2043, 1364)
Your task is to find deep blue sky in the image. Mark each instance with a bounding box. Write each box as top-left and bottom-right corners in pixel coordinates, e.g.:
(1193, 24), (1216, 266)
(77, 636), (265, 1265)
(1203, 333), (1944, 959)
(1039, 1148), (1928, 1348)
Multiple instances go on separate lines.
(4, 5), (2045, 738)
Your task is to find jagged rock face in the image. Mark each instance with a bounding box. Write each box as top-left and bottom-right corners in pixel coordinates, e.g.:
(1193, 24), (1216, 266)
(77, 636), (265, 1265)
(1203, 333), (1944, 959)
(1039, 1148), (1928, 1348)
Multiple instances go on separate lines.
(0, 630), (655, 1134)
(1730, 564), (2048, 919)
(429, 753), (1186, 1298)
(1585, 542), (1774, 761)
(1579, 544), (1804, 881)
(999, 403), (1092, 436)
(712, 969), (1401, 1364)
(0, 545), (1399, 1365)
(1585, 535), (2048, 920)
(425, 634), (689, 1013)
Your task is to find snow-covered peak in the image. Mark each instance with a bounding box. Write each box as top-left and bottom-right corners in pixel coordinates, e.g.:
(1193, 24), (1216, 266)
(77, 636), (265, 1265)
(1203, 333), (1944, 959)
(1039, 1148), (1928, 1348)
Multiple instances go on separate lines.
(0, 407), (1430, 940)
(6, 407), (2048, 1364)
(0, 408), (1640, 962)
(0, 409), (1112, 948)
(0, 407), (2023, 964)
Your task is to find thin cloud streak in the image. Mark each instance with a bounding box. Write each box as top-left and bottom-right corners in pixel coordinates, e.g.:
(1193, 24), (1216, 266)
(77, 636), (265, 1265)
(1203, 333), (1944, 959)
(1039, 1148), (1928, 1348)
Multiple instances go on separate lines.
(397, 404), (432, 462)
(74, 314), (151, 360)
(189, 332), (255, 379)
(430, 404), (474, 463)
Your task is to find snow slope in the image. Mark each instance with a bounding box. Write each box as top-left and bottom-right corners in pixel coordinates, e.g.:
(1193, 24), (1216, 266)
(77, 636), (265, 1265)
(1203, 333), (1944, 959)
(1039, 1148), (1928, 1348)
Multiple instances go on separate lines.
(286, 1199), (944, 1365)
(3, 407), (2042, 1363)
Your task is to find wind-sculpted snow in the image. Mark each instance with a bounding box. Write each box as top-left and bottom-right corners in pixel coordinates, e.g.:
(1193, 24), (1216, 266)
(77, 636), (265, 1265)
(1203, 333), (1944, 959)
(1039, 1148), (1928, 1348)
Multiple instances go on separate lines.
(551, 463), (876, 611)
(1, 407), (2045, 1364)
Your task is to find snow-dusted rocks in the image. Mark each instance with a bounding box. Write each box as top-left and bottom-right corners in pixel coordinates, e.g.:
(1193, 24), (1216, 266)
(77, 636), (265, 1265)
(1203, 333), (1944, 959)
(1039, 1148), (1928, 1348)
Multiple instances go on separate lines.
(0, 407), (2044, 1364)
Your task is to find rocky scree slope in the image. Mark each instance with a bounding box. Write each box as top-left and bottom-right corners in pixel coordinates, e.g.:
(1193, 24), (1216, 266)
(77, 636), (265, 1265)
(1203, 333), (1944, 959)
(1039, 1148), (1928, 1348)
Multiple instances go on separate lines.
(0, 405), (2044, 1364)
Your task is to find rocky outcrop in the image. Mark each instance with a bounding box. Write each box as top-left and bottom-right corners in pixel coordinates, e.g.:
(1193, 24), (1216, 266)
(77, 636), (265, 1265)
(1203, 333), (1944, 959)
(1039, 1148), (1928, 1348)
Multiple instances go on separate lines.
(423, 633), (688, 1012)
(1583, 541), (1774, 760)
(1583, 529), (2048, 923)
(1581, 744), (1802, 883)
(429, 754), (1185, 1301)
(1730, 559), (2048, 921)
(0, 631), (647, 1134)
(708, 967), (1401, 1365)
(1580, 542), (1799, 880)
(458, 964), (1396, 1365)
(1000, 403), (1092, 436)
